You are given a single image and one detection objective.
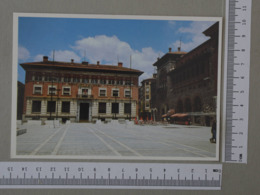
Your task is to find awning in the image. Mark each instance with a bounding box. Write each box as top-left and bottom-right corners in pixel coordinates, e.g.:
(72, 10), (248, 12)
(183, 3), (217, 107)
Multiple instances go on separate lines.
(170, 113), (189, 118)
(162, 109), (175, 118)
(167, 109), (175, 116)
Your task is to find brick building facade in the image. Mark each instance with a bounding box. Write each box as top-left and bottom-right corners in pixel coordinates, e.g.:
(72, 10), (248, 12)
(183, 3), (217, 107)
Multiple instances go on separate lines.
(21, 57), (143, 123)
(138, 75), (156, 120)
(153, 22), (219, 126)
(153, 48), (186, 119)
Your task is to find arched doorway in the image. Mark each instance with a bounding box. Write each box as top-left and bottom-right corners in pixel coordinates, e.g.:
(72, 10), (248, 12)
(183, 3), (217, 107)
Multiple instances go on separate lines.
(177, 100), (183, 113)
(184, 98), (192, 112)
(193, 96), (202, 112)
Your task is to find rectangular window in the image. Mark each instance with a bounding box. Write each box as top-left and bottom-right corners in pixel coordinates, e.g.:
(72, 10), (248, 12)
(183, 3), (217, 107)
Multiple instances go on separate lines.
(48, 86), (56, 95)
(45, 76), (55, 82)
(33, 86), (42, 95)
(91, 79), (97, 84)
(63, 87), (71, 96)
(35, 75), (42, 81)
(146, 95), (150, 100)
(145, 101), (150, 108)
(52, 77), (58, 82)
(125, 89), (131, 98)
(112, 89), (119, 97)
(124, 103), (131, 114)
(100, 79), (106, 84)
(99, 102), (106, 114)
(83, 78), (89, 83)
(99, 89), (106, 97)
(108, 80), (115, 85)
(44, 76), (49, 82)
(32, 101), (41, 113)
(73, 77), (79, 83)
(64, 77), (71, 83)
(82, 88), (88, 96)
(117, 80), (123, 85)
(62, 101), (70, 113)
(125, 80), (131, 85)
(47, 101), (56, 112)
(112, 103), (119, 114)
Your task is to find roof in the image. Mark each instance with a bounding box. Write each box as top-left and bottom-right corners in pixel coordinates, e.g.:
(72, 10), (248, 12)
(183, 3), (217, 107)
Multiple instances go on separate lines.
(20, 60), (144, 76)
(153, 50), (187, 68)
(171, 51), (187, 55)
(141, 77), (156, 83)
(203, 22), (219, 37)
(168, 22), (219, 74)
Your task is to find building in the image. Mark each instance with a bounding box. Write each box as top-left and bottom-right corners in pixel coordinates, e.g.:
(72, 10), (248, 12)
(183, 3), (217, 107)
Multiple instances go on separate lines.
(20, 56), (143, 123)
(153, 22), (219, 126)
(153, 47), (186, 120)
(138, 75), (156, 120)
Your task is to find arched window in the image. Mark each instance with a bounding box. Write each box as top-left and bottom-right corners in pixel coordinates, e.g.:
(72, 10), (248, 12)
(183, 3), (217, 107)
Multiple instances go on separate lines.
(193, 96), (202, 112)
(185, 98), (192, 112)
(177, 100), (183, 113)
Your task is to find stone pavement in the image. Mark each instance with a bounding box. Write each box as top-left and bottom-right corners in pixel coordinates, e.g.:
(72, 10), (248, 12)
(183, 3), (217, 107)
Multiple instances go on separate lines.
(16, 122), (216, 158)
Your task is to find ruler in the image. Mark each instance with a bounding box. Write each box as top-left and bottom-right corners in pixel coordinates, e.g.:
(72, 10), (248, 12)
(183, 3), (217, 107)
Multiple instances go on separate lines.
(0, 162), (222, 190)
(223, 0), (252, 163)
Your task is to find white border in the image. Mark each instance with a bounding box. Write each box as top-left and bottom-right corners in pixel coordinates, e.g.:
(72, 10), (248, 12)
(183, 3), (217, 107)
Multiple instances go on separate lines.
(12, 13), (222, 161)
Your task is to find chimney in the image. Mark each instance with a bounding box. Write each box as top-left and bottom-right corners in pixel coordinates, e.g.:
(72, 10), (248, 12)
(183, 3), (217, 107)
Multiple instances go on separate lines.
(118, 62), (123, 67)
(97, 61), (100, 66)
(169, 47), (172, 52)
(71, 59), (74, 64)
(178, 47), (181, 52)
(43, 56), (48, 62)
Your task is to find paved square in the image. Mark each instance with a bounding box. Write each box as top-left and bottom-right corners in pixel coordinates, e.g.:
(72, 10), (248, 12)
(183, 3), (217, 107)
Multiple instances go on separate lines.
(16, 122), (216, 158)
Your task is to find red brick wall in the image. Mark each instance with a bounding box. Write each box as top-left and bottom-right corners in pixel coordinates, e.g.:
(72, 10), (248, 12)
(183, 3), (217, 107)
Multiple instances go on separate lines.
(91, 85), (138, 101)
(23, 78), (140, 114)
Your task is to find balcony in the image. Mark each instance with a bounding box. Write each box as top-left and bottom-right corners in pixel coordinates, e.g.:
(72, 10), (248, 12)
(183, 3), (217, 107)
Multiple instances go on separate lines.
(77, 94), (93, 99)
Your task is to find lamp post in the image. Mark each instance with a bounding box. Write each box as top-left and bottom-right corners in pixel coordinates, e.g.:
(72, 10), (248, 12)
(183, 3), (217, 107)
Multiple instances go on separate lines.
(151, 108), (157, 121)
(49, 77), (54, 120)
(56, 81), (61, 120)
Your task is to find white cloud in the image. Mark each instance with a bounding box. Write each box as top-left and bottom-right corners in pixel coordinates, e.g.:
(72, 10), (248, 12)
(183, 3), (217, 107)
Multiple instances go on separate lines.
(18, 46), (30, 61)
(131, 47), (159, 77)
(34, 54), (44, 62)
(72, 35), (132, 64)
(171, 21), (215, 52)
(168, 20), (176, 27)
(72, 35), (162, 80)
(50, 50), (81, 62)
(139, 72), (153, 84)
(34, 50), (81, 62)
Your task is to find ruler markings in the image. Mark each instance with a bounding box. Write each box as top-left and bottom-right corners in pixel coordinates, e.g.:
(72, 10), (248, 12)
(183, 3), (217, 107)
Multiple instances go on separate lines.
(224, 0), (251, 163)
(0, 162), (222, 189)
(2, 0), (250, 190)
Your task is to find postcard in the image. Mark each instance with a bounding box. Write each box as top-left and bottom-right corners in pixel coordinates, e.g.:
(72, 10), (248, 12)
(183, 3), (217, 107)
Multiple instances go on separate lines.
(12, 13), (222, 161)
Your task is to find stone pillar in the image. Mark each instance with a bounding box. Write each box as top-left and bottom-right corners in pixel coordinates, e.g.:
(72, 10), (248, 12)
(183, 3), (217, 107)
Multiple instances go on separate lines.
(119, 102), (124, 116)
(107, 102), (112, 115)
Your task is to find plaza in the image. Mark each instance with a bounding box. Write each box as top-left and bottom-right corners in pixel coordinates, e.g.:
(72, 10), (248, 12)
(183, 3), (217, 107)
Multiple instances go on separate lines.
(16, 122), (216, 159)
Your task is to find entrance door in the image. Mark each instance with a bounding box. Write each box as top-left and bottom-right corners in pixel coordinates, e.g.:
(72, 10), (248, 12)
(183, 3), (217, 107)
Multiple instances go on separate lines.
(80, 103), (89, 121)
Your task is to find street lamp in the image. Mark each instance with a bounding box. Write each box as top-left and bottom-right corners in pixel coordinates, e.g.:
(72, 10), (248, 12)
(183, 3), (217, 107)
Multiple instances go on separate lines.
(49, 77), (54, 120)
(56, 81), (61, 120)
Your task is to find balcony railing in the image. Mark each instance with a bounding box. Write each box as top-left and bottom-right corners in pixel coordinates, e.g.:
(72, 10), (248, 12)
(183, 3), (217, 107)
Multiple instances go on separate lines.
(77, 94), (93, 99)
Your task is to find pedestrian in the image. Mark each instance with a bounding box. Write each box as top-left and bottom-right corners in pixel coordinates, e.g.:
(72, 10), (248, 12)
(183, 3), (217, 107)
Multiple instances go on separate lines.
(210, 120), (216, 143)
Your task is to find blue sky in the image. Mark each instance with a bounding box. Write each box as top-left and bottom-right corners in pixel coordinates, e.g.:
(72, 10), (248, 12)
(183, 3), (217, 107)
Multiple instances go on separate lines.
(17, 16), (217, 83)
